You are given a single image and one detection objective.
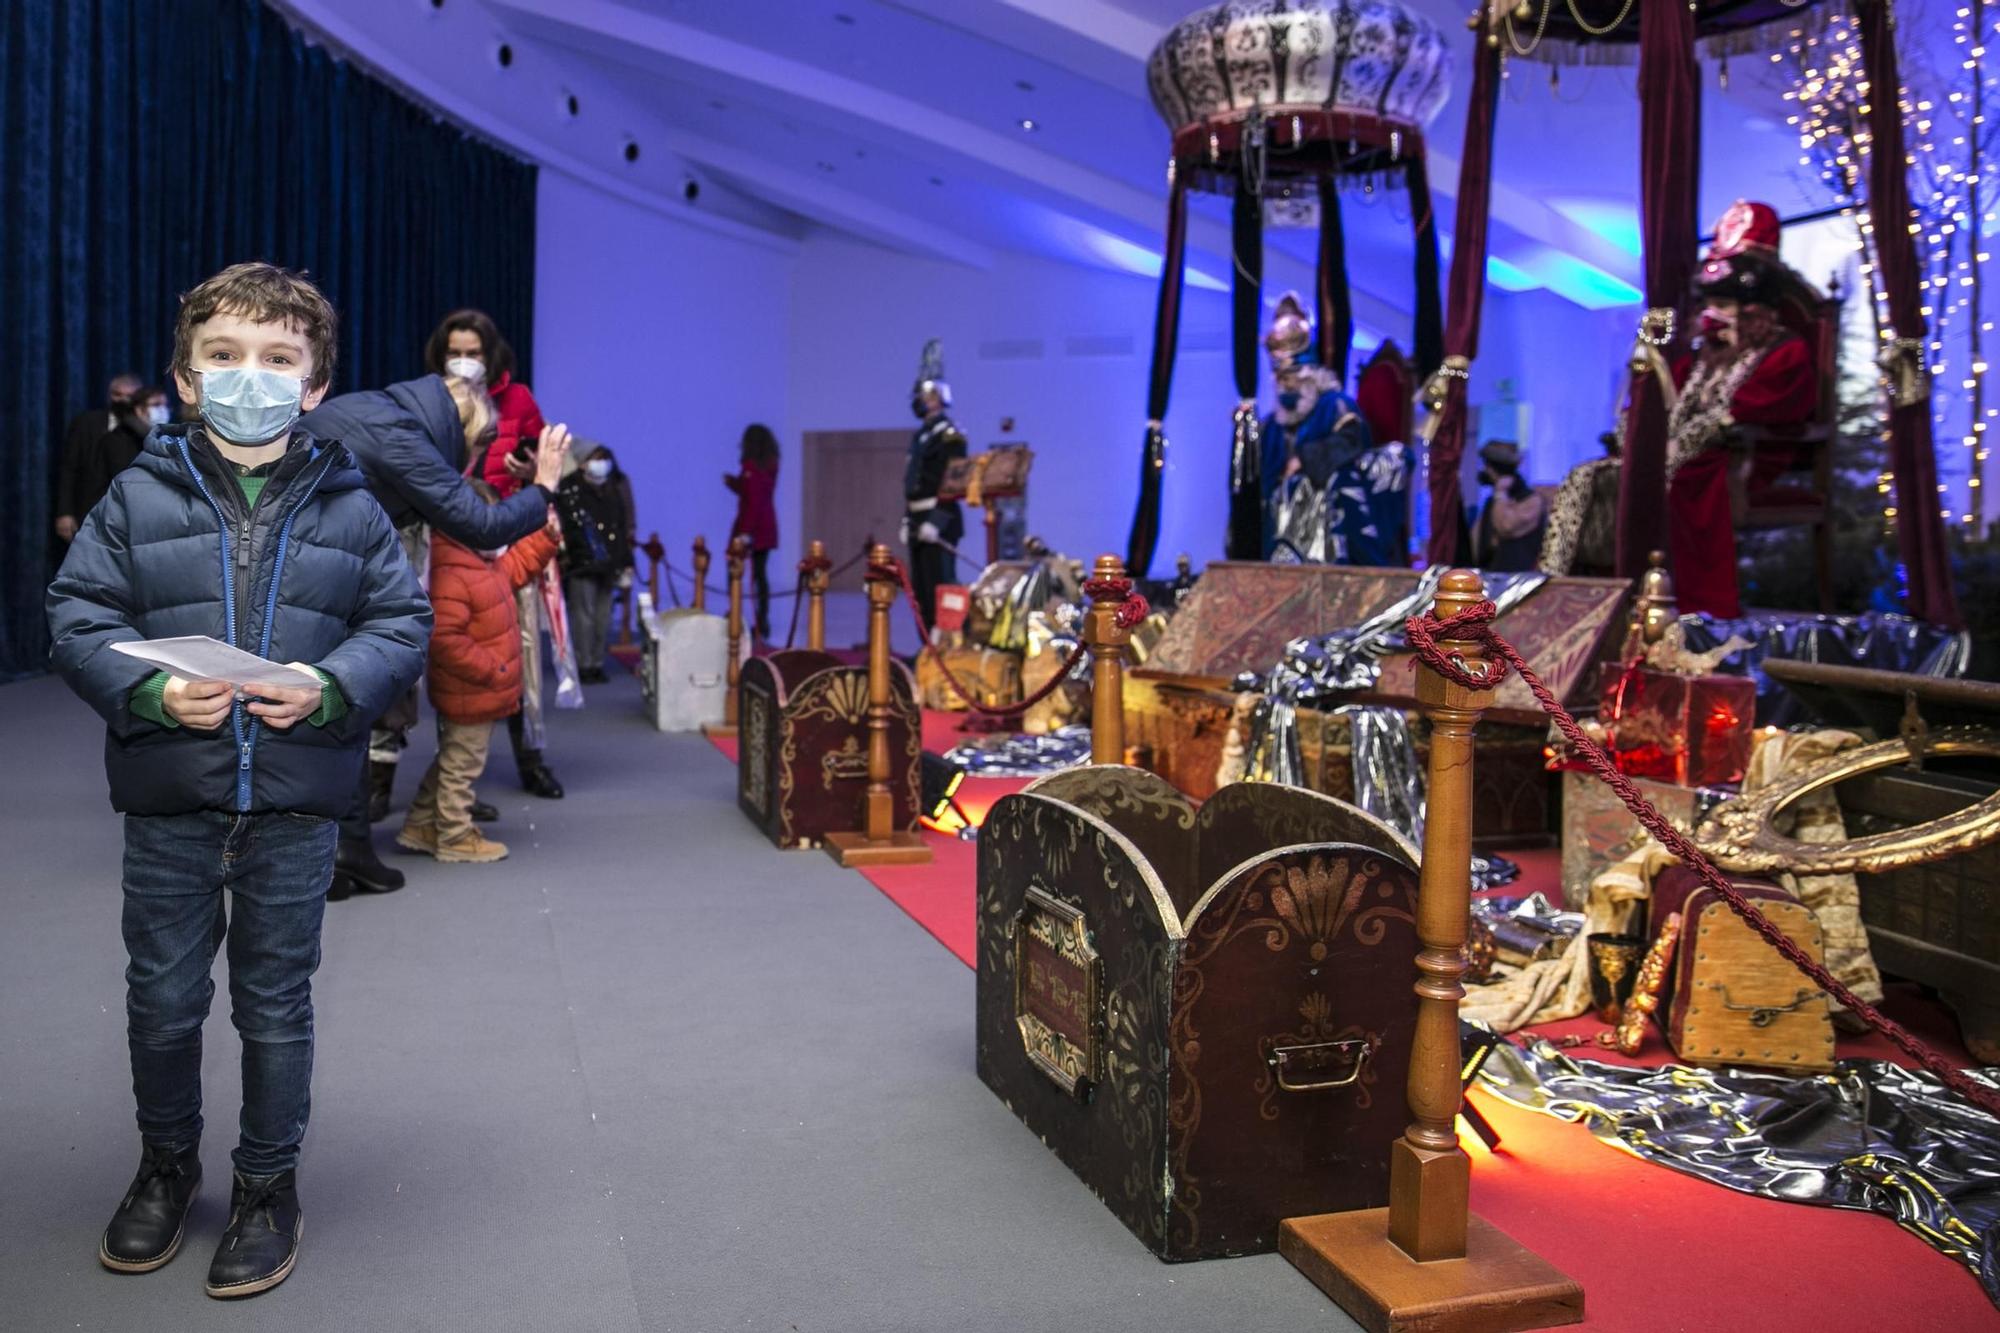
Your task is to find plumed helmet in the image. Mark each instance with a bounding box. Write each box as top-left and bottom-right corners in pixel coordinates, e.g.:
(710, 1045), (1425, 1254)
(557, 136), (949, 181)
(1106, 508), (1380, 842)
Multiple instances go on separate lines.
(913, 337), (952, 406)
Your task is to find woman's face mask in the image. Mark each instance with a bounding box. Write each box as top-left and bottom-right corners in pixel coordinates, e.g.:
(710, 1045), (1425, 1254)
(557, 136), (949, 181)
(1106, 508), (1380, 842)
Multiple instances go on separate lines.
(445, 356), (486, 384)
(145, 402), (171, 426)
(584, 458), (613, 483)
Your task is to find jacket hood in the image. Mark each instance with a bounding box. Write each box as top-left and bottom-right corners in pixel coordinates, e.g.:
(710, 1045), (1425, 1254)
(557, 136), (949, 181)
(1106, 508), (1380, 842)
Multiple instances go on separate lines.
(134, 421), (366, 495)
(387, 376), (465, 470)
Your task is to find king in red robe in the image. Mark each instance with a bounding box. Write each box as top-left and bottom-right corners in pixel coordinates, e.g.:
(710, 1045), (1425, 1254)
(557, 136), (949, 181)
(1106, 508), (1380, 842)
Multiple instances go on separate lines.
(1666, 201), (1819, 618)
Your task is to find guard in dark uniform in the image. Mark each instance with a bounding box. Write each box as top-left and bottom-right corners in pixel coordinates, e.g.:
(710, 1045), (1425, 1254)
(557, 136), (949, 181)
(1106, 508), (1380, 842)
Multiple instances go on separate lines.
(902, 338), (967, 634)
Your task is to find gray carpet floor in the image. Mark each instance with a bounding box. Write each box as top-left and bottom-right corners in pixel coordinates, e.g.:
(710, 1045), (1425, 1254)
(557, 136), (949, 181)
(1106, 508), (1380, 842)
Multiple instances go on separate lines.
(0, 670), (1355, 1332)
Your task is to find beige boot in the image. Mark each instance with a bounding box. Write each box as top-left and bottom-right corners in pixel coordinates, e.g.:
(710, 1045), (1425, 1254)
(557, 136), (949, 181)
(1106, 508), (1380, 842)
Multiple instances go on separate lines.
(395, 821), (439, 855)
(435, 830), (509, 863)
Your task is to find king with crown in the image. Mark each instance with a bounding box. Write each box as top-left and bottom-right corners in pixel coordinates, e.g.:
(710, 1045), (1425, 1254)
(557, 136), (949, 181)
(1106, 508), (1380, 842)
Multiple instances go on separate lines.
(1249, 293), (1410, 565)
(1666, 200), (1820, 618)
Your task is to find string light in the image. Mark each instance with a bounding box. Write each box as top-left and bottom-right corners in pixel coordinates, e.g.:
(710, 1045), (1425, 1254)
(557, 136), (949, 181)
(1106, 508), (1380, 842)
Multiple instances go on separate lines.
(1780, 7), (1992, 538)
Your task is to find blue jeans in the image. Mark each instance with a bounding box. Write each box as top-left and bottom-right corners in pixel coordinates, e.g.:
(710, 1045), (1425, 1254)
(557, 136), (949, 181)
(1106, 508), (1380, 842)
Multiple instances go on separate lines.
(121, 811), (336, 1176)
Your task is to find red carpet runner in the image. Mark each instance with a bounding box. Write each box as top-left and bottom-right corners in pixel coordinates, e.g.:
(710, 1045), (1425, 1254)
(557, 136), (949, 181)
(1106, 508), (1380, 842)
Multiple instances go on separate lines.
(707, 721), (1995, 1330)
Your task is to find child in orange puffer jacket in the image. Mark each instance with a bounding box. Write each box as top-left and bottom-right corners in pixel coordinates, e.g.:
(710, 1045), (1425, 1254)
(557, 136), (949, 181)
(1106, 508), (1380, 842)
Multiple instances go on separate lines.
(397, 486), (562, 863)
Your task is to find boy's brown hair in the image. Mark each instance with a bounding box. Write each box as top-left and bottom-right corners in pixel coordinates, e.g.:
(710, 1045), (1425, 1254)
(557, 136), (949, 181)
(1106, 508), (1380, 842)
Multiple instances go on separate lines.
(172, 261), (339, 393)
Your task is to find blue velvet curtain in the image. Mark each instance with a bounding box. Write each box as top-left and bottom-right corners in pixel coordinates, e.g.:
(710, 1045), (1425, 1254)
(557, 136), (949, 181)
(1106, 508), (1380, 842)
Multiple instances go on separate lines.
(0, 0), (538, 679)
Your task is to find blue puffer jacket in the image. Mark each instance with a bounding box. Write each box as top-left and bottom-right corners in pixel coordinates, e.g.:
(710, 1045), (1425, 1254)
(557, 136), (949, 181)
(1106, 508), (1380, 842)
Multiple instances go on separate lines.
(300, 375), (550, 550)
(47, 424), (432, 817)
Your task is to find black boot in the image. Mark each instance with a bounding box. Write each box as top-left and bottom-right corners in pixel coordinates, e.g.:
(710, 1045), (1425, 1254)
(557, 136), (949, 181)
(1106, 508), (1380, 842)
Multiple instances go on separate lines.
(333, 836), (405, 895)
(205, 1170), (302, 1299)
(519, 754), (565, 800)
(470, 798), (499, 824)
(100, 1142), (202, 1273)
(365, 760), (396, 823)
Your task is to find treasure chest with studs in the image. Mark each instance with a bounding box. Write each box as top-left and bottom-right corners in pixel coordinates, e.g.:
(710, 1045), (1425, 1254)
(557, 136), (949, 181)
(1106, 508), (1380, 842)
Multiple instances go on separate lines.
(1652, 866), (1836, 1073)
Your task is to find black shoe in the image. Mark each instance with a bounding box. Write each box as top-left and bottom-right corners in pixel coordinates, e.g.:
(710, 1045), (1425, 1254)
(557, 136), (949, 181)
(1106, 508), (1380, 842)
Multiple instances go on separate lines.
(205, 1170), (301, 1300)
(521, 763), (565, 799)
(470, 799), (499, 824)
(366, 760), (396, 823)
(100, 1143), (202, 1273)
(581, 667), (610, 684)
(333, 837), (405, 895)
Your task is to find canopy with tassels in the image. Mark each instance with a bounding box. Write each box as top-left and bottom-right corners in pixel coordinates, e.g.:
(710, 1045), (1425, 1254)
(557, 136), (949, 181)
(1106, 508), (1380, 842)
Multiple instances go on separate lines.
(1131, 0), (1453, 577)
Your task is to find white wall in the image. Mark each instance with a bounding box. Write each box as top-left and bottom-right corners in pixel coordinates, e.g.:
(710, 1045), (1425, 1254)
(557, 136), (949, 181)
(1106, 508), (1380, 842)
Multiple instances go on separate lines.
(785, 233), (1238, 576)
(531, 169), (800, 571)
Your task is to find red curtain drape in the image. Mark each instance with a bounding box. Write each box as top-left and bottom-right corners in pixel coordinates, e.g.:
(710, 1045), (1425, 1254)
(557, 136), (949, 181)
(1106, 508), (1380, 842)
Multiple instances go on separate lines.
(1424, 27), (1502, 568)
(1860, 0), (1963, 626)
(1616, 0), (1702, 578)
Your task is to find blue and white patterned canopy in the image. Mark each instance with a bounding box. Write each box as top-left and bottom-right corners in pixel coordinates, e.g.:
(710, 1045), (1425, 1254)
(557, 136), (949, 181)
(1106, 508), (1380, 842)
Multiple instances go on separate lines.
(1147, 0), (1453, 135)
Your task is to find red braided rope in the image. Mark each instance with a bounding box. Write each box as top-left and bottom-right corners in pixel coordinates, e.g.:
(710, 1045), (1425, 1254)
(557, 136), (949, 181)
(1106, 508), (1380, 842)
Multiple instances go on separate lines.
(1407, 601), (2000, 1118)
(1080, 576), (1153, 630)
(867, 559), (1089, 718)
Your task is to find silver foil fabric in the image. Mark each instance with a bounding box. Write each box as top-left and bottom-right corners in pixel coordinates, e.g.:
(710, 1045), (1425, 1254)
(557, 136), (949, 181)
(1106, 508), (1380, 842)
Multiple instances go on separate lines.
(945, 725), (1092, 778)
(1230, 569), (1545, 889)
(1477, 1032), (2000, 1308)
(1678, 611), (1972, 727)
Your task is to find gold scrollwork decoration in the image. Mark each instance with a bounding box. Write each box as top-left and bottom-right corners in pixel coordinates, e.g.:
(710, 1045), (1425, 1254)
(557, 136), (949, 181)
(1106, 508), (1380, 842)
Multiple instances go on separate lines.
(1695, 727), (2000, 876)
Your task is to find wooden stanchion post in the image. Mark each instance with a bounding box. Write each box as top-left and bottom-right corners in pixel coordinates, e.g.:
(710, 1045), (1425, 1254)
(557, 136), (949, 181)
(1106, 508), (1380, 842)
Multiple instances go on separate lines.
(692, 536), (710, 614)
(825, 544), (931, 868)
(806, 539), (829, 653)
(643, 532), (664, 609)
(704, 536), (748, 739)
(1278, 570), (1583, 1333)
(1083, 554), (1133, 766)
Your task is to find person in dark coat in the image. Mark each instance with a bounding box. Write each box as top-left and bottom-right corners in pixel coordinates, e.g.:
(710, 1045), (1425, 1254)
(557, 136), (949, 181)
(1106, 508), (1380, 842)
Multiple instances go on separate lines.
(75, 385), (171, 528)
(46, 262), (430, 1300)
(562, 442), (637, 680)
(299, 374), (569, 859)
(724, 424), (779, 642)
(1471, 440), (1549, 572)
(55, 372), (143, 542)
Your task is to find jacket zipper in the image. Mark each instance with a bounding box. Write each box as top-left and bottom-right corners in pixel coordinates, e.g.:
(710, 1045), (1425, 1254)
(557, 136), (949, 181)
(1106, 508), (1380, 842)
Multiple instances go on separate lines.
(174, 439), (251, 809)
(239, 452), (339, 809)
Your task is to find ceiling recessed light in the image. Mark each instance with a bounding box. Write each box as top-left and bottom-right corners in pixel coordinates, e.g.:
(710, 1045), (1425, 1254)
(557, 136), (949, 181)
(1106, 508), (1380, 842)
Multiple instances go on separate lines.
(833, 12), (855, 23)
(623, 139), (641, 163)
(1015, 79), (1035, 92)
(495, 42), (513, 68)
(1018, 118), (1038, 132)
(561, 90), (579, 117)
(929, 176), (944, 186)
(709, 98), (728, 112)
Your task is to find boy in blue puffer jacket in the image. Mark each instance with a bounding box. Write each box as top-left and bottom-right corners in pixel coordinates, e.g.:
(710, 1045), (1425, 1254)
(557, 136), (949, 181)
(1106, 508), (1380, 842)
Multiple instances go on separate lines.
(47, 263), (431, 1301)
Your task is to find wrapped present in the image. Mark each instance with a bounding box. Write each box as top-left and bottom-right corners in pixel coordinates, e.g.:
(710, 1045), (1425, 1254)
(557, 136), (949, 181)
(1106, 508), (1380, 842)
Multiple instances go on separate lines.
(1560, 770), (1722, 909)
(1604, 664), (1756, 788)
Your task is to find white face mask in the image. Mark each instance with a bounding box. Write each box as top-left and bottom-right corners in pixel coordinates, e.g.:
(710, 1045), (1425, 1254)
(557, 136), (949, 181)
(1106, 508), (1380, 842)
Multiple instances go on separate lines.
(445, 356), (486, 384)
(146, 404), (171, 426)
(585, 458), (613, 482)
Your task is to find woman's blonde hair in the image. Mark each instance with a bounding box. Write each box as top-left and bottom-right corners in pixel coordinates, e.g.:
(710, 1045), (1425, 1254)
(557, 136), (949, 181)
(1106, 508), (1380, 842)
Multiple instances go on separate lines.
(445, 375), (495, 449)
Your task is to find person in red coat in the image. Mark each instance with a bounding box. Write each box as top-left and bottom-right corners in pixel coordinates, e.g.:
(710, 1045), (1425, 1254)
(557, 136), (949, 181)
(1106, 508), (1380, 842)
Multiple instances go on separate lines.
(725, 423), (781, 641)
(1665, 201), (1819, 619)
(425, 309), (565, 798)
(396, 487), (562, 864)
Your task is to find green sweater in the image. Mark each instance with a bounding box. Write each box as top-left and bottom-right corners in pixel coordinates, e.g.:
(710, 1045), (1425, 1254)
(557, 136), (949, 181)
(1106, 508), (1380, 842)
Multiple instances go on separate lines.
(127, 466), (346, 729)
